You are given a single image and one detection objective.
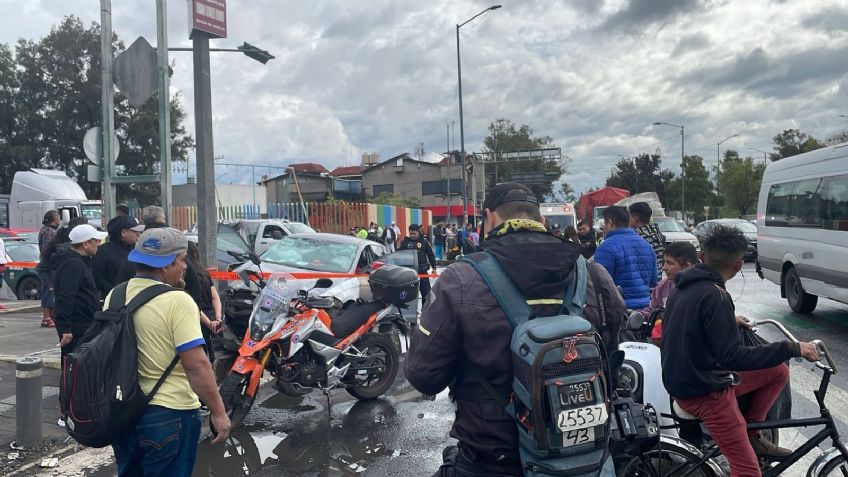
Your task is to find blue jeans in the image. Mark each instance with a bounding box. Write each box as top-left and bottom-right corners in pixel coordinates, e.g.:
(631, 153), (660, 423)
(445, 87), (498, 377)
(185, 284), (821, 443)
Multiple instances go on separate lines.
(113, 405), (201, 477)
(435, 244), (444, 260)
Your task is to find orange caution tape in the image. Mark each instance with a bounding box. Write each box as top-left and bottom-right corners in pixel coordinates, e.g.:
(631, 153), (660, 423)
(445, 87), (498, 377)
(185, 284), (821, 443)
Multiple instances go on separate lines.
(5, 261), (38, 269)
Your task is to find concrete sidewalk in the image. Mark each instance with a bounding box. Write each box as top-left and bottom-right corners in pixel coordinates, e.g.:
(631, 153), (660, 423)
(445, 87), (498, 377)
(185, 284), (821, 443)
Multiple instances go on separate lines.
(0, 311), (61, 369)
(0, 300), (41, 315)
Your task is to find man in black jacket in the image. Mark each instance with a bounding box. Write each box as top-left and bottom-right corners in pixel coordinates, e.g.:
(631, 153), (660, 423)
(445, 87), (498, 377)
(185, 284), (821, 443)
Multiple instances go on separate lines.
(53, 224), (107, 357)
(662, 226), (819, 476)
(92, 215), (145, 298)
(405, 183), (624, 477)
(399, 224), (437, 305)
(577, 218), (597, 259)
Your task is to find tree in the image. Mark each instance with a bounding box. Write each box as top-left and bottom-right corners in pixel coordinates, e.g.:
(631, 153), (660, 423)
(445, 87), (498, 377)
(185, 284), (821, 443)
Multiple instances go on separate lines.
(825, 130), (848, 146)
(770, 129), (824, 162)
(2, 16), (192, 205)
(605, 153), (671, 206)
(482, 118), (566, 202)
(667, 155), (714, 222)
(367, 191), (420, 208)
(720, 156), (766, 217)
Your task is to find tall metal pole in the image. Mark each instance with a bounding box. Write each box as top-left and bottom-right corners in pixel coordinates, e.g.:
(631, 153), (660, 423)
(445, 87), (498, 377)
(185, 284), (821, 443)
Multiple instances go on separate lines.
(156, 0), (172, 218)
(193, 33), (217, 269)
(446, 122), (451, 226)
(456, 25), (467, 225)
(681, 125), (686, 219)
(99, 0), (116, 218)
(716, 141), (720, 219)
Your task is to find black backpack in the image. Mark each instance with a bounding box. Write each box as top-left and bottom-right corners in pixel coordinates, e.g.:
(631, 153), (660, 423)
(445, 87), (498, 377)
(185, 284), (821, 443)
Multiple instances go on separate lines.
(60, 282), (181, 447)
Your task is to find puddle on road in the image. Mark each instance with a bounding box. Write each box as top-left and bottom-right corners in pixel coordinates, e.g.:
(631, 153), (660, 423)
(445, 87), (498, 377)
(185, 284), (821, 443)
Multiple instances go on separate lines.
(192, 398), (407, 476)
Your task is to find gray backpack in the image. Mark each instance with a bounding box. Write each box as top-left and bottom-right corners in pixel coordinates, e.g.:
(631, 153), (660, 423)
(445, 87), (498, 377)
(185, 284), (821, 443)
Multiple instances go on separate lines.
(462, 252), (613, 477)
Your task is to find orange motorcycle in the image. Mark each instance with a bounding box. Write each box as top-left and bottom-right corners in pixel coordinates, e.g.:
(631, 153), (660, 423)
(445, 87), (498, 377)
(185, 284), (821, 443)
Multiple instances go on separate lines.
(219, 265), (418, 428)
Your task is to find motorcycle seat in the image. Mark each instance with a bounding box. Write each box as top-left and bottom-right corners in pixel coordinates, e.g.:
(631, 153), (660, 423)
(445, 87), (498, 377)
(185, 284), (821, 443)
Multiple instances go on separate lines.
(331, 300), (385, 338)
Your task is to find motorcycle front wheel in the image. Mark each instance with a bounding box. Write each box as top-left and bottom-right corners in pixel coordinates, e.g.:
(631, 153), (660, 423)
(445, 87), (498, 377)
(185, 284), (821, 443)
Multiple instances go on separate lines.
(345, 333), (400, 400)
(219, 372), (257, 428)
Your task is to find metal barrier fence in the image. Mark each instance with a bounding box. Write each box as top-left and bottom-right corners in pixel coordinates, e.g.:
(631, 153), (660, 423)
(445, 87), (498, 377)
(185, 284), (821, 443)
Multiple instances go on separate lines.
(133, 202), (431, 234)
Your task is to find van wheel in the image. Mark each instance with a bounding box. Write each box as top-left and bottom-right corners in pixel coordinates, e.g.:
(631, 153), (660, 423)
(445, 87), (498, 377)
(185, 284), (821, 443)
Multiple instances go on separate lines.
(784, 267), (817, 314)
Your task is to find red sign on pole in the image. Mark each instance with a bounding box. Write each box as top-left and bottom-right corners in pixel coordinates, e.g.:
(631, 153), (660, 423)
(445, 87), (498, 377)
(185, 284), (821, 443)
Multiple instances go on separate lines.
(188, 0), (227, 39)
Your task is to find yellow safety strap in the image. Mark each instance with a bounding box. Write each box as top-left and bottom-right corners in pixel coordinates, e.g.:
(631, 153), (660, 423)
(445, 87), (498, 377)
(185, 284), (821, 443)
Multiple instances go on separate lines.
(525, 299), (563, 305)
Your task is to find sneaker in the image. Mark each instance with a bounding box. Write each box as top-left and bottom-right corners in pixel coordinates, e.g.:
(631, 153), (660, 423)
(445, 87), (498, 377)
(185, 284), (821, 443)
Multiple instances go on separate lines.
(749, 434), (791, 460)
(57, 418), (66, 428)
(41, 318), (55, 327)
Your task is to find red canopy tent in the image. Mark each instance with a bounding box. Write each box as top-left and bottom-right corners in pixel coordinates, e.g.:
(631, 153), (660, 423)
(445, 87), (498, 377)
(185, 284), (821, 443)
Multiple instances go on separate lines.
(577, 187), (630, 222)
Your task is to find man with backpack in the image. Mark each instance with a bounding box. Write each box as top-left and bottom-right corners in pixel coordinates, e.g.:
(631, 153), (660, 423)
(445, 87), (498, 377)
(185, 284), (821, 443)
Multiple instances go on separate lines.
(108, 227), (230, 475)
(405, 182), (621, 477)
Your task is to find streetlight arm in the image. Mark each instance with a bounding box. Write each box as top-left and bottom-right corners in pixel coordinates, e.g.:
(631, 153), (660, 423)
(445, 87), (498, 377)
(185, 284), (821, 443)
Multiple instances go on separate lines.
(653, 121), (683, 129)
(458, 5), (502, 28)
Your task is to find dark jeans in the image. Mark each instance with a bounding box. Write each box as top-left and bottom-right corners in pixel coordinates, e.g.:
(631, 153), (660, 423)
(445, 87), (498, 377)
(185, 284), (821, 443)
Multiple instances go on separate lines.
(432, 446), (522, 477)
(113, 405), (202, 477)
(419, 276), (432, 306)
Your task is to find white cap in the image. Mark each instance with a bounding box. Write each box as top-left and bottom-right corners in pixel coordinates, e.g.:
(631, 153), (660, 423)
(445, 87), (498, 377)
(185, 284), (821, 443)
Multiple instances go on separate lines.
(69, 224), (108, 244)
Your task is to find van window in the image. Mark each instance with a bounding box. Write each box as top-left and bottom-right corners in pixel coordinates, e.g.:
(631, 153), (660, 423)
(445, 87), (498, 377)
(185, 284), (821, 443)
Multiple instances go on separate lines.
(765, 179), (823, 227)
(823, 175), (848, 231)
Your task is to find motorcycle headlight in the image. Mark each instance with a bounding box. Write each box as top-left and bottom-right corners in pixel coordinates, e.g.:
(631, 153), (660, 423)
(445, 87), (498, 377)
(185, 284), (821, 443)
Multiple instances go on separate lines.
(250, 321), (273, 341)
(619, 362), (643, 403)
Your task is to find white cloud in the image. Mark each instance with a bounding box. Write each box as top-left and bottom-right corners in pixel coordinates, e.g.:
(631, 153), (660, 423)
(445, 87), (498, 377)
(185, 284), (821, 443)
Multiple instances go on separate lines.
(2, 0), (847, 193)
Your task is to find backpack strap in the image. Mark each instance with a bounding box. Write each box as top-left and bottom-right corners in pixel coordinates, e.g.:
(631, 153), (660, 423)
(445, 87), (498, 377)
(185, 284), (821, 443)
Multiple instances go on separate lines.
(460, 252), (532, 328)
(107, 282), (130, 312)
(122, 283), (184, 399)
(561, 256), (588, 317)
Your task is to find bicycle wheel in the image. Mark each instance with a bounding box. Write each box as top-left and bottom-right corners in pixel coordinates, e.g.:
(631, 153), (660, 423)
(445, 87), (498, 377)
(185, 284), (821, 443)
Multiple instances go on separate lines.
(818, 454), (848, 477)
(617, 441), (723, 477)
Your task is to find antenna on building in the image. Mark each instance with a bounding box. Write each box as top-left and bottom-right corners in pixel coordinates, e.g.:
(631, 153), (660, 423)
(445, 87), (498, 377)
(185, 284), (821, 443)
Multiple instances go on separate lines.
(415, 142), (425, 160)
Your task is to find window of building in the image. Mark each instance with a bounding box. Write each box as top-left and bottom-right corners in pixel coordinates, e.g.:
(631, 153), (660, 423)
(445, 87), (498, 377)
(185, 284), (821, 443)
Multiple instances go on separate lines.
(422, 179), (464, 196)
(373, 184), (394, 196)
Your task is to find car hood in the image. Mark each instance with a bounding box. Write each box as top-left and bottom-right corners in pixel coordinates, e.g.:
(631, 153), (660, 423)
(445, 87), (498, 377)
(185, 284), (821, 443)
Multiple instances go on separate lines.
(744, 232), (757, 242)
(662, 231), (698, 242)
(232, 260), (362, 303)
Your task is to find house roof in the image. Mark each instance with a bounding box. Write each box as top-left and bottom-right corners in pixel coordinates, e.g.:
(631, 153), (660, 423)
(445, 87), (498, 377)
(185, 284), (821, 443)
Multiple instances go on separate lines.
(288, 162), (329, 174)
(362, 153), (439, 173)
(329, 165), (363, 177)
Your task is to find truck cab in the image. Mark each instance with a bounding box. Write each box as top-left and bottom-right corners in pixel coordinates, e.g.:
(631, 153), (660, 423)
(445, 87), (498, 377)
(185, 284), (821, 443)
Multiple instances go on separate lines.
(9, 169), (89, 229)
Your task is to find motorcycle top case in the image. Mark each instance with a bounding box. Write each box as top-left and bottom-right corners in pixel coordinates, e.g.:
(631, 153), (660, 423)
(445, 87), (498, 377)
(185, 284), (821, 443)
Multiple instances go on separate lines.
(369, 265), (419, 306)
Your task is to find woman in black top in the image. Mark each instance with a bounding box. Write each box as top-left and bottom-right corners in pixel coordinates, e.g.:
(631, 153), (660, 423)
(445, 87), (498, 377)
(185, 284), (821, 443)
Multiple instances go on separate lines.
(186, 242), (223, 361)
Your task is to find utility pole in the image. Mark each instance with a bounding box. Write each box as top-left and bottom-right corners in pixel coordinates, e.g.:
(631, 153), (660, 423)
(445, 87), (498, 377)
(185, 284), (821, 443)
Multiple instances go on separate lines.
(99, 0), (116, 218)
(193, 31), (216, 269)
(156, 0), (172, 219)
(681, 125), (685, 218)
(446, 122), (451, 226)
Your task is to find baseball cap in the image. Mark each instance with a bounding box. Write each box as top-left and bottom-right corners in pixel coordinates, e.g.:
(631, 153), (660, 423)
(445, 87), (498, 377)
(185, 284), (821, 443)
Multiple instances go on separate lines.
(482, 182), (538, 212)
(107, 215), (145, 235)
(69, 224), (108, 244)
(128, 227), (188, 268)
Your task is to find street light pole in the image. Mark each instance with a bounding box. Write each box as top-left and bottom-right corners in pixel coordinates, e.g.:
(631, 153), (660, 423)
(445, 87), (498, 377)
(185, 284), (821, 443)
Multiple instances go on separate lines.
(716, 133), (739, 218)
(749, 147), (769, 165)
(653, 122), (685, 218)
(457, 5), (501, 225)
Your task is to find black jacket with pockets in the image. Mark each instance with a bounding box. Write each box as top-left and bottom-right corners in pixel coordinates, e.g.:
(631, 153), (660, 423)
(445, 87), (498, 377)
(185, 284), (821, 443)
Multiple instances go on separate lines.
(661, 264), (801, 399)
(52, 249), (99, 337)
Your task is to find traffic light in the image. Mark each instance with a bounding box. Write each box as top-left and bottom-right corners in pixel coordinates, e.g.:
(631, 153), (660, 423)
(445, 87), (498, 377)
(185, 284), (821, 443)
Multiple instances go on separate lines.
(238, 42), (275, 64)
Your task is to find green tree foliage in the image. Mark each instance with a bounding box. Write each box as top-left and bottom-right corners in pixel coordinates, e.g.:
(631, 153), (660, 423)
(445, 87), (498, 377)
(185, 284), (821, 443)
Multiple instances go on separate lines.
(482, 118), (566, 202)
(605, 153), (671, 206)
(0, 16), (192, 205)
(667, 155), (714, 222)
(825, 130), (848, 146)
(770, 129), (824, 161)
(719, 155), (766, 217)
(367, 191), (420, 208)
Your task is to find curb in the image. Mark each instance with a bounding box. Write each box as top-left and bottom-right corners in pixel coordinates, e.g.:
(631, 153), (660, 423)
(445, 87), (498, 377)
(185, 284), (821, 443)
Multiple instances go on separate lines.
(0, 305), (41, 314)
(0, 355), (61, 369)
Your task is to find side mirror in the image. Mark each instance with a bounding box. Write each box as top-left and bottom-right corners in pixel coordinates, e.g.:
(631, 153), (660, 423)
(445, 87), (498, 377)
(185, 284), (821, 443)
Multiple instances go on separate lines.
(626, 311), (645, 331)
(314, 278), (333, 289)
(248, 252), (261, 265)
(61, 209), (71, 224)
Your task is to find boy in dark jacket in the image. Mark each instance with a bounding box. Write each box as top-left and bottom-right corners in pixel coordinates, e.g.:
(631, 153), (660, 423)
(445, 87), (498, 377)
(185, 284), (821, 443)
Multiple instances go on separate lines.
(662, 226), (820, 476)
(594, 206), (657, 308)
(92, 215), (145, 298)
(53, 224), (107, 357)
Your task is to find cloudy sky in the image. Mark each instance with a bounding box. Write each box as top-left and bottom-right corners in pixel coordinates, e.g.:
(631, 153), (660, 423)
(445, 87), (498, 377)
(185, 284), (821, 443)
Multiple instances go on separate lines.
(1, 0), (847, 194)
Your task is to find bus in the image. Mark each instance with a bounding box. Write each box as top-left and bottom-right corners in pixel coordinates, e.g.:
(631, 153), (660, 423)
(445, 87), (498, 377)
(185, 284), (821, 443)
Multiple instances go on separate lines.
(756, 143), (848, 313)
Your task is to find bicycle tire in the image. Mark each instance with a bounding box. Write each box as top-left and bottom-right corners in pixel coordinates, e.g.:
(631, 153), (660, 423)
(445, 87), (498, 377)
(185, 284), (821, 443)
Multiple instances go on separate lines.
(617, 440), (723, 477)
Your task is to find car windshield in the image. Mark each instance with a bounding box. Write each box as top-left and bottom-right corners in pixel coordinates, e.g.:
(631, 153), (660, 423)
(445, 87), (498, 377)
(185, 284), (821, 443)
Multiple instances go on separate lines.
(6, 243), (39, 262)
(545, 215), (574, 229)
(729, 221), (757, 233)
(655, 220), (685, 233)
(218, 233), (250, 253)
(261, 236), (358, 273)
(81, 207), (102, 220)
(285, 222), (315, 234)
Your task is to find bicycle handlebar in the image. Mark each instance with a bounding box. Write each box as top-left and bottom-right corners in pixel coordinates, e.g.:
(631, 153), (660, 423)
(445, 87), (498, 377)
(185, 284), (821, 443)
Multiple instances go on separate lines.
(750, 319), (837, 375)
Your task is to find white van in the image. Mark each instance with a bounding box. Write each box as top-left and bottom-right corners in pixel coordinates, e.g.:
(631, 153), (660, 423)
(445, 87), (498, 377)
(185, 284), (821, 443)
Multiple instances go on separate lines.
(540, 203), (577, 230)
(756, 143), (848, 313)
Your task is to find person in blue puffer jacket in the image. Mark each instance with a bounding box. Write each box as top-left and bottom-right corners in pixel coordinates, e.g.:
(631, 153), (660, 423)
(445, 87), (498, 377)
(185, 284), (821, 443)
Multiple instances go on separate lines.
(594, 206), (657, 309)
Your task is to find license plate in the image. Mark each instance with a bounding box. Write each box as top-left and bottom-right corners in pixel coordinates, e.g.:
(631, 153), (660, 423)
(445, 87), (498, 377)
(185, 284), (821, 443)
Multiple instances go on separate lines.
(557, 404), (608, 433)
(563, 427), (594, 447)
(558, 381), (595, 409)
